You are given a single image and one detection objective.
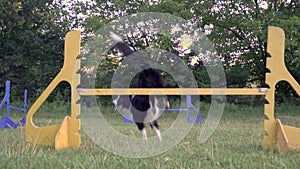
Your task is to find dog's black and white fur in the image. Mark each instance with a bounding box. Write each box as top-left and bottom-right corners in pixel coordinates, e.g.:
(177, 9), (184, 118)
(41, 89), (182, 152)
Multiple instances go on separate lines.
(110, 32), (169, 140)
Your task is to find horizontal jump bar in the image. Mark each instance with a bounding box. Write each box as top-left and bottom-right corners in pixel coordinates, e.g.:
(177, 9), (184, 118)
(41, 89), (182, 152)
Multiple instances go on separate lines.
(77, 88), (268, 96)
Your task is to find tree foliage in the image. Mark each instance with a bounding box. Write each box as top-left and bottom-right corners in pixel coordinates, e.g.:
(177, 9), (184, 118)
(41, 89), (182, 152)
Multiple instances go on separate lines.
(0, 0), (82, 100)
(83, 0), (299, 91)
(0, 0), (298, 103)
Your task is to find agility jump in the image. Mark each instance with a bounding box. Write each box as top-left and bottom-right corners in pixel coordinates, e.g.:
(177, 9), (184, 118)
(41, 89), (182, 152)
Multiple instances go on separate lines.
(25, 26), (300, 152)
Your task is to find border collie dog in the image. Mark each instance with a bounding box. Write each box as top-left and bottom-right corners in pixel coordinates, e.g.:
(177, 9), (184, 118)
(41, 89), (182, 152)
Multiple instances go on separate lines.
(110, 32), (169, 140)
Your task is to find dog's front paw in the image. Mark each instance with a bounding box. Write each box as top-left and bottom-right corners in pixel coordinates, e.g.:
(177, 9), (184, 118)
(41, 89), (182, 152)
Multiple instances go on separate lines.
(165, 101), (170, 109)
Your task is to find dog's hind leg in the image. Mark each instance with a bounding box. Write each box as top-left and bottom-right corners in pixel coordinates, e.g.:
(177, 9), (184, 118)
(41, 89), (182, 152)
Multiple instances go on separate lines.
(154, 127), (161, 141)
(150, 120), (161, 141)
(136, 122), (147, 140)
(141, 128), (147, 141)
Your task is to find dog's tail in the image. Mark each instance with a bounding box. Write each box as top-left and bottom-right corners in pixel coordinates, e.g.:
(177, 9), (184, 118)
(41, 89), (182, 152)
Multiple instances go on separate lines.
(110, 32), (136, 57)
(109, 32), (150, 69)
(110, 32), (123, 42)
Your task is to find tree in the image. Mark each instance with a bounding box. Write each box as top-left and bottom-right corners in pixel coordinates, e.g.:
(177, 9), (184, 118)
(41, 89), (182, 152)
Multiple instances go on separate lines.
(1, 0), (297, 103)
(0, 0), (78, 101)
(82, 0), (298, 91)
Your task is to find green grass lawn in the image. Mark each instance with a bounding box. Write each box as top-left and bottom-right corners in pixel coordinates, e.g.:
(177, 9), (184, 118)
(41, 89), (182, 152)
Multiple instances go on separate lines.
(0, 101), (300, 169)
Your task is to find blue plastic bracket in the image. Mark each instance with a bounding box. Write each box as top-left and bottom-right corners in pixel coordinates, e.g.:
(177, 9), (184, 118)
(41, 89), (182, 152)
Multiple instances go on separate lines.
(0, 81), (28, 129)
(123, 95), (202, 124)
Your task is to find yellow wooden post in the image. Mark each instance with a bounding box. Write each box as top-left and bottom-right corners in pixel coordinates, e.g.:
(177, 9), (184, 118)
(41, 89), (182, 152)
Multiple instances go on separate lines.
(26, 30), (81, 149)
(263, 26), (300, 151)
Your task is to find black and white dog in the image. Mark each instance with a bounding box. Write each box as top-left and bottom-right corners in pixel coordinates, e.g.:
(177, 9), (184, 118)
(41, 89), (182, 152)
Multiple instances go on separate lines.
(110, 32), (169, 140)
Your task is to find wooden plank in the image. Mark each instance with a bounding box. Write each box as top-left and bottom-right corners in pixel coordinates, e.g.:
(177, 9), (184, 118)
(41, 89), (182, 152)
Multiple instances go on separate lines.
(77, 88), (267, 96)
(276, 119), (289, 153)
(282, 124), (300, 151)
